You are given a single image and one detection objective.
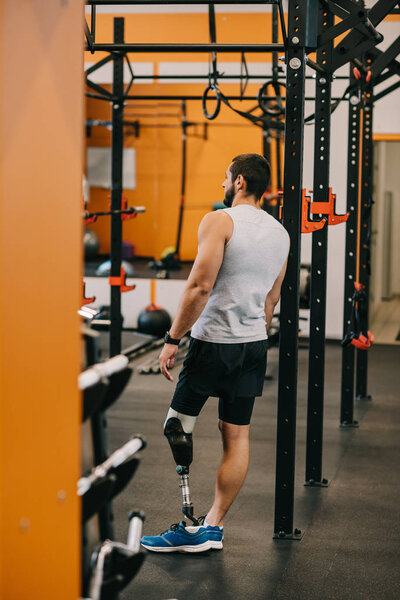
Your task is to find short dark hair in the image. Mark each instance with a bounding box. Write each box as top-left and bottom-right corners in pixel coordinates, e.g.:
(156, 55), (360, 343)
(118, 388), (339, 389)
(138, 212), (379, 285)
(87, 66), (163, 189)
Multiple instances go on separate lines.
(230, 153), (271, 200)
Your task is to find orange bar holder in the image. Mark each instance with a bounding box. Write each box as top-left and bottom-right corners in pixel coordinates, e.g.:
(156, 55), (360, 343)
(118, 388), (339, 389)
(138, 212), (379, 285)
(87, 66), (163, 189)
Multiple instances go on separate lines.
(109, 266), (135, 293)
(107, 194), (138, 221)
(81, 280), (96, 305)
(301, 189), (327, 233)
(309, 187), (350, 226)
(120, 195), (137, 221)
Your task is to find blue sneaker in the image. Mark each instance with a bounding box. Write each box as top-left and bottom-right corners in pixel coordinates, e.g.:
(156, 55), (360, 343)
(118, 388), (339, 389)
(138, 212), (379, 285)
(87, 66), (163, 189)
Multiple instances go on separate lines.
(198, 516), (224, 550)
(141, 521), (211, 553)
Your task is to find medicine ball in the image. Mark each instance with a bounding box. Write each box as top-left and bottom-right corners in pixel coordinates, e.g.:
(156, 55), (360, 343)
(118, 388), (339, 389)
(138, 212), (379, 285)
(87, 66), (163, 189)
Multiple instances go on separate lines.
(84, 228), (100, 260)
(95, 260), (135, 277)
(137, 304), (172, 338)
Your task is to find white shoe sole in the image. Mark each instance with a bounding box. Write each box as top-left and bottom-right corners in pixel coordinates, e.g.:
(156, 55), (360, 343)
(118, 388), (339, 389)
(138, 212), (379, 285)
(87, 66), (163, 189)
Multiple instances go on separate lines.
(209, 540), (223, 550)
(141, 540), (212, 553)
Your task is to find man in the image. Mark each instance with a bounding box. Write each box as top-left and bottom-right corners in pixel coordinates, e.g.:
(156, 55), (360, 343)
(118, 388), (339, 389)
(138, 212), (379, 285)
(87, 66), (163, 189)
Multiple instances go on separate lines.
(141, 153), (289, 553)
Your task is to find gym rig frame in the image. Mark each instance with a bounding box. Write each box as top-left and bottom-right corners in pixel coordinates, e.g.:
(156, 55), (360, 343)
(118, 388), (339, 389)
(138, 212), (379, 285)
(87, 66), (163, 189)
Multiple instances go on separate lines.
(82, 0), (400, 561)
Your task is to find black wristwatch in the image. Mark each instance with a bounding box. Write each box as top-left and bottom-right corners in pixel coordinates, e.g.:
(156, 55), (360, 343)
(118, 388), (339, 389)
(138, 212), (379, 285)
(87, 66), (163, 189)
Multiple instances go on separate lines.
(164, 331), (181, 345)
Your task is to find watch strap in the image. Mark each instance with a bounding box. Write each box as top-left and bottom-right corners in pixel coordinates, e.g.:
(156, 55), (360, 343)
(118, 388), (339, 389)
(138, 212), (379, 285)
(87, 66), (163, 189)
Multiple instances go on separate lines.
(164, 331), (181, 345)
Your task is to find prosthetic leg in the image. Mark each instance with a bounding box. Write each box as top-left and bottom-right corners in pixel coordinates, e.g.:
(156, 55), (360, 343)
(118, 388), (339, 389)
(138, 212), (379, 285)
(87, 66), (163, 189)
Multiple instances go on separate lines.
(164, 412), (199, 525)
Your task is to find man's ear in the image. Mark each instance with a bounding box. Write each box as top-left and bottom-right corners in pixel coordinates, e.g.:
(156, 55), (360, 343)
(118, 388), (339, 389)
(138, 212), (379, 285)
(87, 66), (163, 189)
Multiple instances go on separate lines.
(236, 174), (245, 191)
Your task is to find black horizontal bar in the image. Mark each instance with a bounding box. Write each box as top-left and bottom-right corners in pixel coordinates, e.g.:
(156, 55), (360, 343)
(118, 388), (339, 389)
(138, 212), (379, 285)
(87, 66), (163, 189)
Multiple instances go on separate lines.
(85, 207), (143, 217)
(87, 93), (343, 101)
(101, 73), (349, 80)
(86, 92), (112, 101)
(86, 119), (139, 126)
(87, 43), (285, 53)
(87, 1), (277, 4)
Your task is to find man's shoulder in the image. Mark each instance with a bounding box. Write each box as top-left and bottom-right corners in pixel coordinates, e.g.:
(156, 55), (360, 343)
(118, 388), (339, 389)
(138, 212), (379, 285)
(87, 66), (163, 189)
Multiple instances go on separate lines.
(200, 209), (232, 228)
(198, 210), (233, 241)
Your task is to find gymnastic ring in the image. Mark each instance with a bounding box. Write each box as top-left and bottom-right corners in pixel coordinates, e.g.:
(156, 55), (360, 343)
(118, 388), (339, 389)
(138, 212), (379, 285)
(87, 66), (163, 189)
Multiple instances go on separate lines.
(258, 80), (285, 116)
(202, 84), (222, 121)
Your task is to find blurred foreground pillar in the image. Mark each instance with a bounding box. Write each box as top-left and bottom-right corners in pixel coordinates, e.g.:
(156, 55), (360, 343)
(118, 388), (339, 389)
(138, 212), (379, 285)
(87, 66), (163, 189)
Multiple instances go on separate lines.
(0, 1), (84, 598)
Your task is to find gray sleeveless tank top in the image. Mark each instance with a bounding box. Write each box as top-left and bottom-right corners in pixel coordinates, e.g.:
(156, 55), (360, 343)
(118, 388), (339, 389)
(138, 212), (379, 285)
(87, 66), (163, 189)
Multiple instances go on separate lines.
(191, 205), (290, 343)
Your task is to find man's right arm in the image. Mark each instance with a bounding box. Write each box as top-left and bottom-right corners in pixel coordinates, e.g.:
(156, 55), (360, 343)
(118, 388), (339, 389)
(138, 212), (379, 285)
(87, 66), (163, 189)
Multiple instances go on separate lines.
(264, 260), (288, 330)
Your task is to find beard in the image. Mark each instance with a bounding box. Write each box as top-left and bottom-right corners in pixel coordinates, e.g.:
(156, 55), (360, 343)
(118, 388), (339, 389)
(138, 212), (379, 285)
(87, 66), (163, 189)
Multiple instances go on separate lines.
(223, 186), (235, 207)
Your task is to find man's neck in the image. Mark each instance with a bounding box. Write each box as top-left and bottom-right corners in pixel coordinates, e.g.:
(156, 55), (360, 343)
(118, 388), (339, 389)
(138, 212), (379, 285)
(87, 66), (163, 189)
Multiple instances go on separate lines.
(232, 193), (260, 209)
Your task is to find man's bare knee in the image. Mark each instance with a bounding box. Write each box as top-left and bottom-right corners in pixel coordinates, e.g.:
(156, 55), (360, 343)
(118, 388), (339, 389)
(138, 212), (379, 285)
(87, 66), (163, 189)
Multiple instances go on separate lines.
(218, 420), (250, 443)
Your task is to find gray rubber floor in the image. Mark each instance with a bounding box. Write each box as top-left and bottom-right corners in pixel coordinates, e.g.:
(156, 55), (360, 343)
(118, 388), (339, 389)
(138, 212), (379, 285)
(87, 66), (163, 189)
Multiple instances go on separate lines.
(105, 343), (400, 600)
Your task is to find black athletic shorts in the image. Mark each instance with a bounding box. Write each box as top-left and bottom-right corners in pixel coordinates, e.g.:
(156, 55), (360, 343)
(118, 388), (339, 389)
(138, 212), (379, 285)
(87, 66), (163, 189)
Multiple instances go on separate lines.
(170, 337), (268, 426)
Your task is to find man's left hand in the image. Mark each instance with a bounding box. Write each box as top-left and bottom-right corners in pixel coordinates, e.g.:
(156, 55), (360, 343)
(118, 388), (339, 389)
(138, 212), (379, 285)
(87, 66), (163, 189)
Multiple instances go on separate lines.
(159, 343), (179, 382)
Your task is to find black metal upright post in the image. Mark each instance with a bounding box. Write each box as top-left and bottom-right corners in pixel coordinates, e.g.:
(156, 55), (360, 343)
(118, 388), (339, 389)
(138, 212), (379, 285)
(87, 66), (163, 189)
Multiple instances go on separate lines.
(261, 4), (280, 220)
(175, 100), (187, 258)
(110, 17), (125, 358)
(304, 4), (333, 487)
(356, 83), (374, 401)
(340, 68), (362, 427)
(90, 16), (126, 543)
(274, 0), (318, 540)
(262, 127), (272, 168)
(271, 2), (282, 197)
(272, 2), (279, 84)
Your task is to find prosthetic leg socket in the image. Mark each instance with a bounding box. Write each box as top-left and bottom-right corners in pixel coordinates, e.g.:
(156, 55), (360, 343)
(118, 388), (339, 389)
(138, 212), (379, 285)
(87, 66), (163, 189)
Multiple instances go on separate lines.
(164, 417), (198, 525)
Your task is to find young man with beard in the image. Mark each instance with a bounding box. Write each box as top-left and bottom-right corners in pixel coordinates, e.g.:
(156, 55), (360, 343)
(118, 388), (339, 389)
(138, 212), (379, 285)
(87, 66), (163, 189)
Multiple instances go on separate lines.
(141, 153), (290, 553)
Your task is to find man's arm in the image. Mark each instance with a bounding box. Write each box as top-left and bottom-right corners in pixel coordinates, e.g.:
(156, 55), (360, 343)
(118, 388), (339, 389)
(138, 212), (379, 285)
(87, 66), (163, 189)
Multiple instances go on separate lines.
(159, 211), (231, 381)
(264, 260), (288, 330)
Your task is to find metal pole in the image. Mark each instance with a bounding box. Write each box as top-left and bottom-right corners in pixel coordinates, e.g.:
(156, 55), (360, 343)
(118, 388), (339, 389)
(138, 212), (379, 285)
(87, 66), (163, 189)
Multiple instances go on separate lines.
(92, 16), (126, 545)
(272, 3), (279, 83)
(273, 0), (316, 541)
(305, 4), (334, 487)
(175, 100), (187, 257)
(272, 0), (283, 209)
(340, 68), (361, 428)
(110, 18), (125, 358)
(356, 83), (374, 401)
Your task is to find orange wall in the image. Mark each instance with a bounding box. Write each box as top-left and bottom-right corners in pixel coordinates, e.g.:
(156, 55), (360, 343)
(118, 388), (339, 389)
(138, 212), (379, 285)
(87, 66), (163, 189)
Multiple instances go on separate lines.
(86, 92), (262, 260)
(85, 11), (279, 260)
(0, 2), (83, 598)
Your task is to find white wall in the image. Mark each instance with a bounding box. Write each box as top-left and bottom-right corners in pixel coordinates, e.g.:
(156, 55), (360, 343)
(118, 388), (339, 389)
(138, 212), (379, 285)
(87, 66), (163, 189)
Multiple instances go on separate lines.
(384, 144), (400, 295)
(370, 140), (400, 324)
(84, 277), (295, 334)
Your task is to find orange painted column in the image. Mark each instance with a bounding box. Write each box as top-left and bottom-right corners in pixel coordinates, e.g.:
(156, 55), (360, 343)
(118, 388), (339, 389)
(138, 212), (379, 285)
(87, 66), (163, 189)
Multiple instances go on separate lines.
(0, 2), (84, 599)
